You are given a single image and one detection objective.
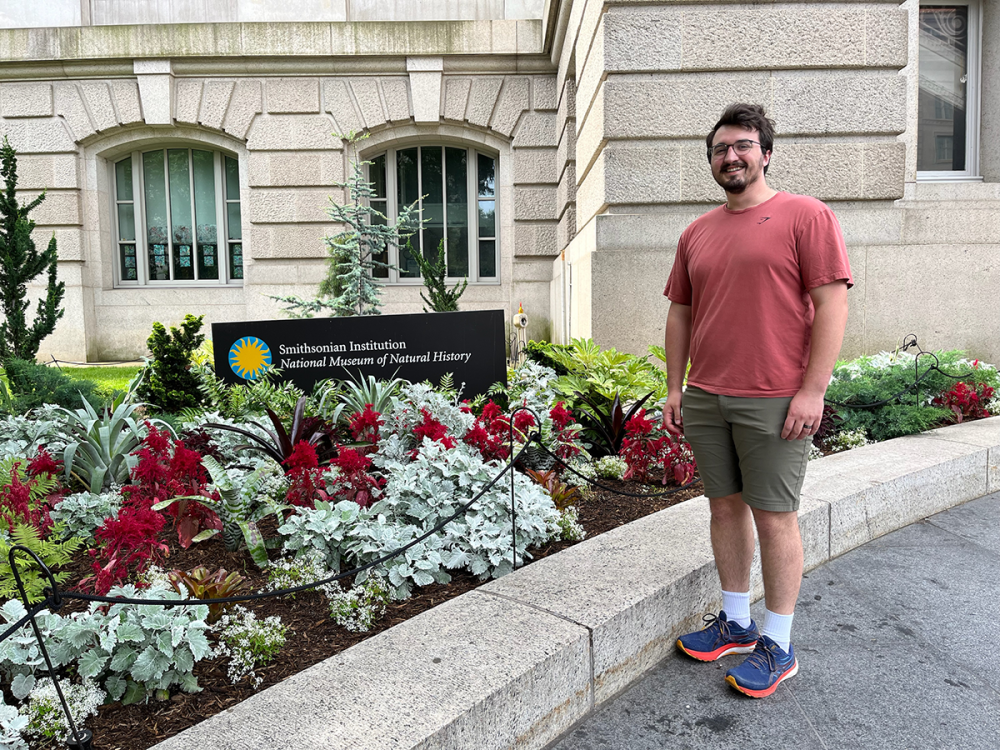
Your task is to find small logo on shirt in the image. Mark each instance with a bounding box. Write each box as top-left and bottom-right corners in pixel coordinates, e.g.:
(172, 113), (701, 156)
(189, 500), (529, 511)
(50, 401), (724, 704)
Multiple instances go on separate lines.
(758, 217), (771, 224)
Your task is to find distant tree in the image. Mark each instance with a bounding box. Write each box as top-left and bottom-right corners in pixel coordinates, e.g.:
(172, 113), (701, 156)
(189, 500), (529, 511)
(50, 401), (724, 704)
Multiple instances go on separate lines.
(0, 136), (65, 363)
(409, 239), (467, 312)
(271, 131), (420, 318)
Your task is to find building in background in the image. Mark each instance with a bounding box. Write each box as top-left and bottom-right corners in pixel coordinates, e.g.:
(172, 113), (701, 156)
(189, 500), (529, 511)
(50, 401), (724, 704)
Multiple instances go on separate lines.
(0, 1), (996, 363)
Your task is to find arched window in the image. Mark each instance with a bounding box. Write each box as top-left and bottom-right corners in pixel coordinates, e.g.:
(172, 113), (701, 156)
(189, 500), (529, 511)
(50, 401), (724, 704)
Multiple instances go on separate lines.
(368, 145), (497, 283)
(112, 147), (243, 286)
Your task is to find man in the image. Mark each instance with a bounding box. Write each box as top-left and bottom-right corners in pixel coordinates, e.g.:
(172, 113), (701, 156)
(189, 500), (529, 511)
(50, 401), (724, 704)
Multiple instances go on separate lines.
(662, 103), (851, 698)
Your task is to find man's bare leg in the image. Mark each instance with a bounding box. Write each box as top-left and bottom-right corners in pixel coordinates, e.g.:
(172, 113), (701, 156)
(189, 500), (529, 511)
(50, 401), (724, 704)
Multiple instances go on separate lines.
(750, 507), (803, 615)
(709, 492), (755, 592)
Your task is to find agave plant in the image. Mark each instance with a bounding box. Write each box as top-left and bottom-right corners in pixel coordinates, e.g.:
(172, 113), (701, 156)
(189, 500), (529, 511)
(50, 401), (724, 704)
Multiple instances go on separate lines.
(203, 396), (338, 469)
(59, 394), (167, 492)
(153, 456), (288, 567)
(317, 372), (405, 424)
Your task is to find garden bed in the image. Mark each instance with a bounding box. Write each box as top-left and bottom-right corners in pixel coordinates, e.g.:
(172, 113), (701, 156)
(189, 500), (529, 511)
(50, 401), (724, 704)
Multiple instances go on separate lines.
(60, 478), (704, 750)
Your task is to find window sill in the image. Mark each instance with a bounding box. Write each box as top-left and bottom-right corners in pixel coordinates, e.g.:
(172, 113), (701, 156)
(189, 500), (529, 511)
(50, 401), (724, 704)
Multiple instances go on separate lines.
(905, 180), (1000, 203)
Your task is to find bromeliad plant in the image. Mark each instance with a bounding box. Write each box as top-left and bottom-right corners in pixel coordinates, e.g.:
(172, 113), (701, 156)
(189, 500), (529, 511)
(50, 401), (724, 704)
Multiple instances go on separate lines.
(168, 566), (247, 624)
(154, 456), (290, 567)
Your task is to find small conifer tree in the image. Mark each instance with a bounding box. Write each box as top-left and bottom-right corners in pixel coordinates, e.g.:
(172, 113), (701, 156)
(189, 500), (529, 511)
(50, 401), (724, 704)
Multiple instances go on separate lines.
(410, 239), (467, 312)
(271, 131), (420, 318)
(0, 136), (65, 363)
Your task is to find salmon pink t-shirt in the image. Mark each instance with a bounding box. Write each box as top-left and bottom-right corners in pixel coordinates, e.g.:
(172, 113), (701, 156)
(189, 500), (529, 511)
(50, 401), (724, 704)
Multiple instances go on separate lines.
(664, 191), (852, 398)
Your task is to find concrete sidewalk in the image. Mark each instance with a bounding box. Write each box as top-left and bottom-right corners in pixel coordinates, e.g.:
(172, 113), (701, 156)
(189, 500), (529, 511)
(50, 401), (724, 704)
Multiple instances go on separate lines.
(549, 492), (1000, 750)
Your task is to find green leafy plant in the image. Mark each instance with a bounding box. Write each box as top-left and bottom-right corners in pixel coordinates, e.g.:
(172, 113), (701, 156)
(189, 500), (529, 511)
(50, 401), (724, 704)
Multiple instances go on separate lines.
(408, 239), (467, 312)
(0, 136), (65, 365)
(192, 365), (305, 424)
(168, 566), (247, 624)
(270, 131), (421, 318)
(59, 394), (153, 492)
(154, 456), (289, 567)
(0, 358), (102, 415)
(135, 313), (206, 413)
(0, 524), (82, 603)
(826, 349), (1000, 442)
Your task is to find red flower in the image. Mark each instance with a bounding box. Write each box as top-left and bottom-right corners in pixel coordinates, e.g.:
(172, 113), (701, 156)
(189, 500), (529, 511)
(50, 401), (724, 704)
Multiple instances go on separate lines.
(413, 408), (456, 449)
(328, 448), (383, 508)
(349, 405), (383, 445)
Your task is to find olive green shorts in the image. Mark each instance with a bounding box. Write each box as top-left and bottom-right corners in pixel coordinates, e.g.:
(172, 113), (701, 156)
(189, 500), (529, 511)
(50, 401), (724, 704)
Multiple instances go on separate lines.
(681, 386), (811, 513)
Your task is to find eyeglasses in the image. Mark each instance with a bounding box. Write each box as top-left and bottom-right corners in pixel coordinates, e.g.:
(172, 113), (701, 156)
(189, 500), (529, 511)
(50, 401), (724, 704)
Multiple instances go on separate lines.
(708, 139), (763, 159)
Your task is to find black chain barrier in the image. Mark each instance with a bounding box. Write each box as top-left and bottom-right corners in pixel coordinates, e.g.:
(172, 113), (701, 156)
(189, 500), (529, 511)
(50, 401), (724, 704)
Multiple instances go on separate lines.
(823, 334), (976, 410)
(2, 337), (986, 748)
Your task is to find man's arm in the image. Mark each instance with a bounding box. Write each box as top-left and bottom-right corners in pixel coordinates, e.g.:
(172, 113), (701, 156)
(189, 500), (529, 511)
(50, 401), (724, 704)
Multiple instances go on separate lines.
(781, 280), (849, 440)
(662, 302), (692, 435)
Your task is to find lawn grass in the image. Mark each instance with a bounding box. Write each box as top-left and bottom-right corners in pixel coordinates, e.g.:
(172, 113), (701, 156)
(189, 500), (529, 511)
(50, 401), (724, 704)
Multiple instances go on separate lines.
(60, 365), (142, 397)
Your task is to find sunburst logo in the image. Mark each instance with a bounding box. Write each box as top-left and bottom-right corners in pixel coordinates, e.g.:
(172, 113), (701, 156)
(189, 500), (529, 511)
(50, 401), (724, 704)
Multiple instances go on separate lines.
(229, 336), (271, 380)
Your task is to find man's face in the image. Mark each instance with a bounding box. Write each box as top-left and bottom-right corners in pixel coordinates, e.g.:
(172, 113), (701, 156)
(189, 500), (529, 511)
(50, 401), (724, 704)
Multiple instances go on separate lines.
(710, 125), (770, 194)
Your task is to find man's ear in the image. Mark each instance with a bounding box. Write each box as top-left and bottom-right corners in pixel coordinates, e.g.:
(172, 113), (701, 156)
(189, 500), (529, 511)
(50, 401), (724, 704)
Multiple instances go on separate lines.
(763, 150), (771, 168)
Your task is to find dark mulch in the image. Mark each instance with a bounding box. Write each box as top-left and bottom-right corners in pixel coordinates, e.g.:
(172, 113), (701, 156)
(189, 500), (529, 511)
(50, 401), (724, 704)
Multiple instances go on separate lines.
(25, 478), (703, 750)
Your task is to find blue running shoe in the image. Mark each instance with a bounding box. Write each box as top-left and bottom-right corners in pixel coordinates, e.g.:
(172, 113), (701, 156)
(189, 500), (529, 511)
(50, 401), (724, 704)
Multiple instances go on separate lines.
(725, 635), (798, 698)
(676, 611), (759, 662)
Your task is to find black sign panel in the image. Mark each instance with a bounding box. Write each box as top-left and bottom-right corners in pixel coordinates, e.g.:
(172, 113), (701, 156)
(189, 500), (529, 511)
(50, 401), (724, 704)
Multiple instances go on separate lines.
(213, 310), (507, 397)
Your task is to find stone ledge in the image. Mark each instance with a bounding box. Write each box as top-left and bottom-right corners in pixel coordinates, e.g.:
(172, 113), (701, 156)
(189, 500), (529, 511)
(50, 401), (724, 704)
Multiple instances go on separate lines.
(150, 417), (999, 750)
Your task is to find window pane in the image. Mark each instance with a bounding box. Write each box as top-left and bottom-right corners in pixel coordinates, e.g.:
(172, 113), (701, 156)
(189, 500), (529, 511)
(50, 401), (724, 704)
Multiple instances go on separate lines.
(120, 244), (137, 281)
(371, 199), (389, 278)
(142, 151), (170, 280)
(230, 242), (243, 279)
(117, 203), (135, 242)
(227, 203), (242, 240)
(371, 153), (387, 199)
(115, 158), (133, 201)
(225, 156), (240, 200)
(422, 146), (445, 270)
(478, 200), (495, 237)
(479, 240), (496, 278)
(918, 7), (968, 171)
(397, 148), (420, 277)
(192, 150), (218, 280)
(445, 147), (468, 277)
(168, 149), (194, 280)
(478, 153), (495, 197)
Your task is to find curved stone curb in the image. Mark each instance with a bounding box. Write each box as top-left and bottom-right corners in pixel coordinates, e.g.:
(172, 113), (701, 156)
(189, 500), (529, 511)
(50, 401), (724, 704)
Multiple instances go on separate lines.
(151, 417), (1000, 750)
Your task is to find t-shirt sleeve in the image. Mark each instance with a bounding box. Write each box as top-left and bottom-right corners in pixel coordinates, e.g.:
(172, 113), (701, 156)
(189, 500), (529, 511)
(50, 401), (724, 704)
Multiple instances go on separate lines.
(797, 206), (854, 291)
(664, 232), (693, 304)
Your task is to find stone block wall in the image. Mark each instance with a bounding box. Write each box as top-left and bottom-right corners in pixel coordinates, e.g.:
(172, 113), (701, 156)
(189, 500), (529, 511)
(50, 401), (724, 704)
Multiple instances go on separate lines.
(551, 0), (1000, 365)
(0, 18), (560, 359)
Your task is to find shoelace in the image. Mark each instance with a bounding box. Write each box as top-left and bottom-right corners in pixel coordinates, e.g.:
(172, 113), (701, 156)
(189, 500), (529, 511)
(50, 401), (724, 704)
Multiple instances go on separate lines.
(742, 639), (781, 672)
(700, 612), (735, 643)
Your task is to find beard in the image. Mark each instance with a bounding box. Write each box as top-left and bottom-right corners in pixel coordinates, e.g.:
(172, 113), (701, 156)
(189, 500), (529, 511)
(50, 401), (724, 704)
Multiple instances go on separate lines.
(713, 156), (764, 194)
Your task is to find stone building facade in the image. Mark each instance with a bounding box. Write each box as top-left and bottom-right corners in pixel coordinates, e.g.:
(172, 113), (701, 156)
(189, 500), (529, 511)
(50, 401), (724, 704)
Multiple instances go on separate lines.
(0, 1), (997, 363)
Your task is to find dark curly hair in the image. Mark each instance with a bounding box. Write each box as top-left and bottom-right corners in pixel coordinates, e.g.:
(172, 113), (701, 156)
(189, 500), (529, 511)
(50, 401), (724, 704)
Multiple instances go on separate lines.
(706, 103), (776, 173)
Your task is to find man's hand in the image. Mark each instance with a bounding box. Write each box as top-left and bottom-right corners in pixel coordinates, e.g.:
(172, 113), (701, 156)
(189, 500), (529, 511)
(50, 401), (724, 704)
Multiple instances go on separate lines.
(781, 389), (825, 441)
(662, 392), (684, 436)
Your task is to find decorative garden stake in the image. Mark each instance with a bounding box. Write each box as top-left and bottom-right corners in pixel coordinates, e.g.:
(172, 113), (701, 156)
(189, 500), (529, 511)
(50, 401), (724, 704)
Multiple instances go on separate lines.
(8, 546), (92, 750)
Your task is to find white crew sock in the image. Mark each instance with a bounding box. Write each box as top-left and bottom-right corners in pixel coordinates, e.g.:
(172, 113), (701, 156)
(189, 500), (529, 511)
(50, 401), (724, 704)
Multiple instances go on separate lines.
(721, 590), (751, 629)
(762, 609), (794, 653)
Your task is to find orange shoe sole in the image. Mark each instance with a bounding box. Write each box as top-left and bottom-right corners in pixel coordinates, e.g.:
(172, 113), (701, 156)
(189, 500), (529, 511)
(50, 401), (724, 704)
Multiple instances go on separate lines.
(725, 659), (799, 697)
(676, 639), (757, 662)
